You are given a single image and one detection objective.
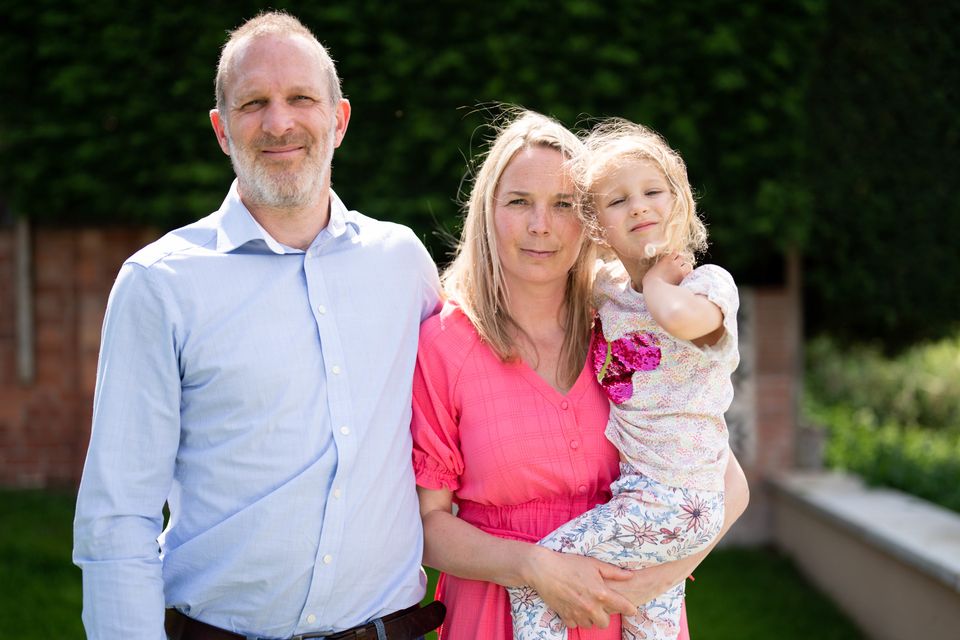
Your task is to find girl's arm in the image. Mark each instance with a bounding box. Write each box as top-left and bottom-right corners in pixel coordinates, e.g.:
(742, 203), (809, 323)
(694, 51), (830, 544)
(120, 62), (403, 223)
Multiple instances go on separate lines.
(604, 449), (750, 604)
(418, 486), (638, 630)
(642, 253), (725, 345)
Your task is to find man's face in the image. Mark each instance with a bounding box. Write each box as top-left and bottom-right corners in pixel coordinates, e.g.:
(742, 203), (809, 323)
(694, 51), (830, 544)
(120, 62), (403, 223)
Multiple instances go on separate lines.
(211, 34), (348, 211)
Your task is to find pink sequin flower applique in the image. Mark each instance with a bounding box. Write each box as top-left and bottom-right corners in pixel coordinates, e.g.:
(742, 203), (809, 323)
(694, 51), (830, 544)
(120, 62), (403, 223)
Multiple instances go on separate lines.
(589, 315), (661, 404)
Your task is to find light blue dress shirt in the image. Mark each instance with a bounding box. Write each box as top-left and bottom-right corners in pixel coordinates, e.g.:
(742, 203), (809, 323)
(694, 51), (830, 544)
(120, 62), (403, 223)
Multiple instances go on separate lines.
(73, 182), (441, 639)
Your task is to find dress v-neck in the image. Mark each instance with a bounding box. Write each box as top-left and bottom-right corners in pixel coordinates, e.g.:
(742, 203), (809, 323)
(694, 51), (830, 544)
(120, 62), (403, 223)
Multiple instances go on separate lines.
(513, 354), (594, 403)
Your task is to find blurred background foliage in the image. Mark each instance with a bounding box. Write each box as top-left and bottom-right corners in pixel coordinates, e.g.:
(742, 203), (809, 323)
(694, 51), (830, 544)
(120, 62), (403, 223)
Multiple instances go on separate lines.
(0, 0), (957, 348)
(805, 335), (960, 513)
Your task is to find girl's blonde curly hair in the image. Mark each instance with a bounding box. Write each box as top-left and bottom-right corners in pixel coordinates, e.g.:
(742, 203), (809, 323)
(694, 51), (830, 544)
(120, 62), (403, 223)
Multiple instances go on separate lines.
(576, 118), (707, 262)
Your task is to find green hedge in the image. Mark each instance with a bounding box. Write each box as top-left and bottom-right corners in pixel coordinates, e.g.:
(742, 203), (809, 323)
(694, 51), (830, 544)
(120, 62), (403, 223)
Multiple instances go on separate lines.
(2, 0), (957, 346)
(805, 334), (960, 513)
(807, 399), (960, 514)
(0, 0), (823, 271)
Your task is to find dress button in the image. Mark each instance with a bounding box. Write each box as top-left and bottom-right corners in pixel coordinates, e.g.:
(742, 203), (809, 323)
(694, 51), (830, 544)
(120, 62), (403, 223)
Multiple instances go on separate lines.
(340, 426), (351, 435)
(560, 400), (569, 410)
(570, 440), (580, 450)
(306, 614), (317, 624)
(333, 488), (342, 499)
(331, 365), (341, 375)
(317, 305), (327, 315)
(323, 554), (333, 564)
(578, 485), (587, 494)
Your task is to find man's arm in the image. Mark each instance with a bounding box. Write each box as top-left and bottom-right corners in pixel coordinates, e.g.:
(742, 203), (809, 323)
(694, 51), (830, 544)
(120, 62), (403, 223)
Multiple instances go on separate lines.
(73, 263), (182, 639)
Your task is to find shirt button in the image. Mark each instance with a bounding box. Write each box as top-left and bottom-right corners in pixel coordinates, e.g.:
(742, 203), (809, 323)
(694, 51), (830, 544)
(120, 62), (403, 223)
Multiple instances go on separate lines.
(323, 554), (333, 564)
(306, 614), (317, 624)
(317, 305), (327, 315)
(578, 485), (587, 494)
(560, 400), (569, 410)
(340, 426), (351, 435)
(333, 488), (342, 499)
(331, 365), (341, 375)
(570, 440), (580, 450)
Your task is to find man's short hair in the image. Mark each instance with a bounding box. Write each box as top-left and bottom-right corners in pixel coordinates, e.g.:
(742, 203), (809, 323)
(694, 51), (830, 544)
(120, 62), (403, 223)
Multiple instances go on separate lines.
(215, 11), (343, 115)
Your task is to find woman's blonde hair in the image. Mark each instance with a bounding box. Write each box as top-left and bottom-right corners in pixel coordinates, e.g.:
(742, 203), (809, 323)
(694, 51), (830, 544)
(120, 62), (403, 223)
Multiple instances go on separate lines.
(579, 118), (707, 261)
(442, 109), (597, 387)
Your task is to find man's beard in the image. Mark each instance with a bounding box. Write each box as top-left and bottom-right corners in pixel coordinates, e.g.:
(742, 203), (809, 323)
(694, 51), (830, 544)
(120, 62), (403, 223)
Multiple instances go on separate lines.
(227, 125), (335, 210)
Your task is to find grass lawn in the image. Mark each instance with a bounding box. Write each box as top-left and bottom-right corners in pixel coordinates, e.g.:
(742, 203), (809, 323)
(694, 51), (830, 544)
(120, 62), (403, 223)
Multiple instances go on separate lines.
(2, 490), (863, 639)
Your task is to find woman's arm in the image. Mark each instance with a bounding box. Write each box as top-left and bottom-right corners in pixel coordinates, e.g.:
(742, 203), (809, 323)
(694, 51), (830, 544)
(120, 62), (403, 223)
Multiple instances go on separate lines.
(604, 449), (750, 604)
(418, 486), (637, 630)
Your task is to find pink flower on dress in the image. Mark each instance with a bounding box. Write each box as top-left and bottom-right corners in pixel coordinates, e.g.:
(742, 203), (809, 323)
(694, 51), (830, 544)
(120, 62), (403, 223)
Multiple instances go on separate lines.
(590, 315), (661, 404)
(679, 495), (710, 533)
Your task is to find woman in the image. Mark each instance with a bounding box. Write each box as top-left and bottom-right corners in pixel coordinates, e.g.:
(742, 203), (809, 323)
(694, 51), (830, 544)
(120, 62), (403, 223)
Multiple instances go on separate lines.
(412, 109), (749, 639)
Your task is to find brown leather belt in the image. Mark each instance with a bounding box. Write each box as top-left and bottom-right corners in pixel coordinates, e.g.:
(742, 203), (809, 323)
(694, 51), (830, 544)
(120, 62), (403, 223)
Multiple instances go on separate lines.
(165, 601), (445, 640)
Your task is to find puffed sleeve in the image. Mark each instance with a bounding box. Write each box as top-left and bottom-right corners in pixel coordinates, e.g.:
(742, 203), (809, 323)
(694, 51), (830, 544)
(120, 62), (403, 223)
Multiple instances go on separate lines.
(681, 264), (740, 367)
(411, 313), (465, 492)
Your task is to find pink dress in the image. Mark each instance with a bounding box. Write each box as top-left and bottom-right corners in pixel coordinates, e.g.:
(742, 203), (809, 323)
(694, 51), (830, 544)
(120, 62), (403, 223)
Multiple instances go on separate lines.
(412, 302), (690, 640)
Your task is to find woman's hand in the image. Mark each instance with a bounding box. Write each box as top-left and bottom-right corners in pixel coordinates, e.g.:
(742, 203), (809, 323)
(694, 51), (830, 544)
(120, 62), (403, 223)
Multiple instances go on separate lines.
(604, 561), (689, 608)
(522, 546), (637, 629)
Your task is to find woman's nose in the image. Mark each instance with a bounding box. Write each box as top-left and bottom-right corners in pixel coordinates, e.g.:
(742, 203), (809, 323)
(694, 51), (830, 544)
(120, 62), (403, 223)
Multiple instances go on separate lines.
(527, 204), (551, 234)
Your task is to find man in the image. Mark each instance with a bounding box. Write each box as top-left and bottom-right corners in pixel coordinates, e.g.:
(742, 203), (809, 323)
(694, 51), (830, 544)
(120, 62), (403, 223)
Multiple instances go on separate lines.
(73, 11), (444, 639)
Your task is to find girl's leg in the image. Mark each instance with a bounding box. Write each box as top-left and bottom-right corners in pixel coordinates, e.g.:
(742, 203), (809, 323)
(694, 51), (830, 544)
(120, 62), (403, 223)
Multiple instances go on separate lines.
(622, 582), (685, 640)
(509, 475), (723, 640)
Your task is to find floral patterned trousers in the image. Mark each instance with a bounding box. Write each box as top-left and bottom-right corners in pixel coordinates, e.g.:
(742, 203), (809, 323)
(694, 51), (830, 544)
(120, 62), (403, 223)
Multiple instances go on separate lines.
(508, 464), (724, 640)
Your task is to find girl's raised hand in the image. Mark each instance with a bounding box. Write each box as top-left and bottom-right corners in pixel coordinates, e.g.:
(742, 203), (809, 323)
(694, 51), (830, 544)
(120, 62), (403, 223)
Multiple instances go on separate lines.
(644, 252), (692, 288)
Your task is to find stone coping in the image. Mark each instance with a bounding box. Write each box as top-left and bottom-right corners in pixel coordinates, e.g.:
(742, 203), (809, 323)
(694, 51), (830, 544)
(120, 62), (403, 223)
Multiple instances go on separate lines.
(770, 471), (960, 593)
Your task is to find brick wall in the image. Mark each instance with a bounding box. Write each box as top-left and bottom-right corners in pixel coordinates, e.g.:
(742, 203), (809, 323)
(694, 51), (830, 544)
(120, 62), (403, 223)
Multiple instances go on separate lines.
(0, 225), (158, 487)
(1, 225), (804, 544)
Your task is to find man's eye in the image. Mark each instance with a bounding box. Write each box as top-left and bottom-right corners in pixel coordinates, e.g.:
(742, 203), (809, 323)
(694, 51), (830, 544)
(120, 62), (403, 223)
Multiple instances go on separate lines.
(240, 99), (266, 110)
(293, 95), (315, 103)
(556, 200), (573, 209)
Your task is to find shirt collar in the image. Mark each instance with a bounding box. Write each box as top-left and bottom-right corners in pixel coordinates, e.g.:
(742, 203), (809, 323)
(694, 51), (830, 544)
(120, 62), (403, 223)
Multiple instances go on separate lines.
(215, 180), (361, 254)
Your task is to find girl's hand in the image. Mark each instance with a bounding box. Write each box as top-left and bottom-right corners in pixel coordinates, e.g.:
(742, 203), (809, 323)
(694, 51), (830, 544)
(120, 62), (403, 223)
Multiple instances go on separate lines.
(523, 546), (637, 629)
(643, 252), (692, 288)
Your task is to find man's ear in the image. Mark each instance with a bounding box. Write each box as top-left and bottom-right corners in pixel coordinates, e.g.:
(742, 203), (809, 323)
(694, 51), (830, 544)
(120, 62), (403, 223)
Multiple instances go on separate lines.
(332, 99), (351, 149)
(210, 109), (231, 156)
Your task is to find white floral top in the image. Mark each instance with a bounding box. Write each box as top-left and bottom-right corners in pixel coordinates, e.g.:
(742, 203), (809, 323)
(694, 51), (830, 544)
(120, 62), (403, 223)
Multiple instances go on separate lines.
(591, 260), (740, 492)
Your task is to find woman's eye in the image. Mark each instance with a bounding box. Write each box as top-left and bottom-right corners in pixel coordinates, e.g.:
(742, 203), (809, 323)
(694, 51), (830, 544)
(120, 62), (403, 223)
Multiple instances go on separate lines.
(507, 198), (527, 206)
(607, 197), (625, 207)
(646, 190), (663, 197)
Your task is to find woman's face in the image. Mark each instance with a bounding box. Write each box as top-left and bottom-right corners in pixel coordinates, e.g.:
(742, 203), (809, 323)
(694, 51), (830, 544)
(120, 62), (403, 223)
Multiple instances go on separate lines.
(492, 146), (585, 292)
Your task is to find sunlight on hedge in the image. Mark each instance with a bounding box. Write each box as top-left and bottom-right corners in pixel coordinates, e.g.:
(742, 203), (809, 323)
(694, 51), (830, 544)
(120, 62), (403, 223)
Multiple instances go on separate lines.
(805, 334), (960, 513)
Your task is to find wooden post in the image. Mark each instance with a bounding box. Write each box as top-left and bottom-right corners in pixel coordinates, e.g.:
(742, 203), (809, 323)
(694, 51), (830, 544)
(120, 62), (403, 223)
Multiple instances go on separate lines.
(15, 215), (34, 384)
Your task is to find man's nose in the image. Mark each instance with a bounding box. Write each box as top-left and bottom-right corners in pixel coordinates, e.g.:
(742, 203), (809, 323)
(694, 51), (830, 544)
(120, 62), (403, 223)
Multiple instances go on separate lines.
(261, 101), (295, 137)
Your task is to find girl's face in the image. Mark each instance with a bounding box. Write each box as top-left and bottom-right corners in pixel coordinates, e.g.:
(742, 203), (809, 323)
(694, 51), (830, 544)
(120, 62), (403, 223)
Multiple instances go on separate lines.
(593, 159), (674, 262)
(493, 146), (584, 291)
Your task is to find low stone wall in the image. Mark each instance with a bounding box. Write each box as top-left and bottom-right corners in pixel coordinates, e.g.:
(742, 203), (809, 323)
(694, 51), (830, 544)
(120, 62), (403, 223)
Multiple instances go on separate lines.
(771, 471), (960, 640)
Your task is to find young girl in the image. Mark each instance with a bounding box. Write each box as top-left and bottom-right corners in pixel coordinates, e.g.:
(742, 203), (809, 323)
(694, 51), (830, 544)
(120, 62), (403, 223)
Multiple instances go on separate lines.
(508, 119), (740, 640)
